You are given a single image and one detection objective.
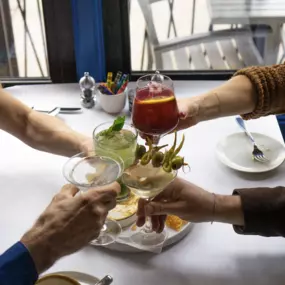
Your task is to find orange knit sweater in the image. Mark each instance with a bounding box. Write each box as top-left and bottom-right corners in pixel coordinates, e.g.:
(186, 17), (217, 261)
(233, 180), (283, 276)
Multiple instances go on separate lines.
(234, 63), (285, 120)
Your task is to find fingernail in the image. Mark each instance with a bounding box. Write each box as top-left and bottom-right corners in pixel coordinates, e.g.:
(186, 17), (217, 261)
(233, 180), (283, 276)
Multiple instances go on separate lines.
(179, 112), (186, 119)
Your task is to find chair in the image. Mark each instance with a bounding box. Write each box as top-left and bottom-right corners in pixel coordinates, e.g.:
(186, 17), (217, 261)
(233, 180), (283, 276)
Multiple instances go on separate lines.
(138, 0), (271, 70)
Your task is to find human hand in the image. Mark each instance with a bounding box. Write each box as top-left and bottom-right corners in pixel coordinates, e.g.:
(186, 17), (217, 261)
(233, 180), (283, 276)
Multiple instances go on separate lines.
(21, 182), (120, 274)
(176, 97), (202, 131)
(136, 177), (214, 232)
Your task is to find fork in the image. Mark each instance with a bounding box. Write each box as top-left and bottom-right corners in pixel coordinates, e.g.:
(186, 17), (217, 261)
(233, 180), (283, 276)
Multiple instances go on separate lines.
(235, 117), (269, 163)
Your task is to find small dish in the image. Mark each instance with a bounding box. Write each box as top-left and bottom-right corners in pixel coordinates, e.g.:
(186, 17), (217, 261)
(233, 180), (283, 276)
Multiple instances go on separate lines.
(36, 273), (80, 285)
(216, 132), (285, 173)
(37, 271), (100, 285)
(98, 88), (127, 114)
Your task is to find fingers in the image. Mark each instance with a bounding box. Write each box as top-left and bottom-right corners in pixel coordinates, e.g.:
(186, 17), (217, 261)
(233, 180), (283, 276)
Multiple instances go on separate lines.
(146, 201), (184, 216)
(55, 184), (80, 201)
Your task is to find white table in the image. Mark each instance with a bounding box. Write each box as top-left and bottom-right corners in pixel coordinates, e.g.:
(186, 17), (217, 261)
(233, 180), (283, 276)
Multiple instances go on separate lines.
(1, 82), (285, 285)
(207, 0), (285, 65)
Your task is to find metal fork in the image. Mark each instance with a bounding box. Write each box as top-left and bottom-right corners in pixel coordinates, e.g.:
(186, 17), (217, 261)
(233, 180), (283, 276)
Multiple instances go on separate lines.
(235, 117), (269, 163)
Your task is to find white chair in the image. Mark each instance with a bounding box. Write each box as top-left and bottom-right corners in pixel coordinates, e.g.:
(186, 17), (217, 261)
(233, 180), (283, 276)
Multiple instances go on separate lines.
(138, 0), (271, 70)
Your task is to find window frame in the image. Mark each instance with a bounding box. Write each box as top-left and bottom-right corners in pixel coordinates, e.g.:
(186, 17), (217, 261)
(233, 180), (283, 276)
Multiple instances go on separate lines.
(1, 0), (77, 87)
(102, 0), (235, 81)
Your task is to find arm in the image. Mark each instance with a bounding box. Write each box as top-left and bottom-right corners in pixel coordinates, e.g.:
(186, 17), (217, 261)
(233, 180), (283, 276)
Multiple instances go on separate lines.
(0, 88), (89, 157)
(178, 63), (285, 127)
(138, 178), (285, 237)
(0, 242), (38, 285)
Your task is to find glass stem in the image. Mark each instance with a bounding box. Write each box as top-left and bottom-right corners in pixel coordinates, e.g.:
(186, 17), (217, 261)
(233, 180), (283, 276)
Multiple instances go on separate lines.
(142, 198), (153, 234)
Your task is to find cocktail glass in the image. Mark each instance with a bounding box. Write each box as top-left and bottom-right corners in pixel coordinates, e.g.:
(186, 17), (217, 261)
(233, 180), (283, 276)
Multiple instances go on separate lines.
(132, 71), (179, 145)
(122, 160), (177, 247)
(93, 122), (138, 200)
(63, 151), (124, 246)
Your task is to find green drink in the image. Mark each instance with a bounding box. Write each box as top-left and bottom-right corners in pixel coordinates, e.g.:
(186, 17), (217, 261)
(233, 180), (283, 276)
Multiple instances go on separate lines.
(93, 120), (138, 200)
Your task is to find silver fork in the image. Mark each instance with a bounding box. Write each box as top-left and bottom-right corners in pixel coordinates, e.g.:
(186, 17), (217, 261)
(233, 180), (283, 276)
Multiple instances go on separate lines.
(235, 117), (269, 163)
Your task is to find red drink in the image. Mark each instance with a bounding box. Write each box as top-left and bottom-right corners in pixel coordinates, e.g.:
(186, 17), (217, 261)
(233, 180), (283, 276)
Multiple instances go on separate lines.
(132, 86), (179, 135)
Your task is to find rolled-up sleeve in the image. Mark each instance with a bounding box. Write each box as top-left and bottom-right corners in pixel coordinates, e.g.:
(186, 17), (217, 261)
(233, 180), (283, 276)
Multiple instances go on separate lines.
(233, 187), (285, 237)
(0, 242), (38, 285)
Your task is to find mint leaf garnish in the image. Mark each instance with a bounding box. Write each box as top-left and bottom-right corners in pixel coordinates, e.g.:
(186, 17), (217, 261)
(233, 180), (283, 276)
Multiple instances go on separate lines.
(101, 116), (125, 136)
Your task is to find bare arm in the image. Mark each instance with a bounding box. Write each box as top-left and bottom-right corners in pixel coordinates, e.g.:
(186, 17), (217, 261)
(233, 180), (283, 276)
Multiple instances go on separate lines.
(0, 88), (89, 156)
(178, 63), (285, 128)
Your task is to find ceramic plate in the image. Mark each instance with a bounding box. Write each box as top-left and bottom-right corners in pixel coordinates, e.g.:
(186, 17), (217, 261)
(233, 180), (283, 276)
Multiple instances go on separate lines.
(44, 271), (99, 285)
(216, 132), (285, 173)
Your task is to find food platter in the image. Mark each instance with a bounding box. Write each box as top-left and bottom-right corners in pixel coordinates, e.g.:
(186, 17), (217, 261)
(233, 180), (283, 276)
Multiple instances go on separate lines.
(102, 221), (192, 253)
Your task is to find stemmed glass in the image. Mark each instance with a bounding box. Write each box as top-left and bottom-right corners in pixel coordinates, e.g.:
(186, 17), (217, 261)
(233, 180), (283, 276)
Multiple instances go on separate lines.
(132, 71), (179, 145)
(63, 151), (124, 246)
(122, 159), (177, 247)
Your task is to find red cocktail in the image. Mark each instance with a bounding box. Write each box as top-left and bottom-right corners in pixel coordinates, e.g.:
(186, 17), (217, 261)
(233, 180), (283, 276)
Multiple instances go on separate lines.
(132, 72), (179, 143)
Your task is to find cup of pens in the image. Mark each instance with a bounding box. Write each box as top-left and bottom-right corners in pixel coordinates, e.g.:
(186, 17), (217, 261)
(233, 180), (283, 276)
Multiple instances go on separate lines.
(97, 71), (129, 114)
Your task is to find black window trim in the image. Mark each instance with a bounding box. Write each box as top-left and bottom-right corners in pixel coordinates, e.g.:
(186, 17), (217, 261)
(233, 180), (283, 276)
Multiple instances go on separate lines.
(2, 0), (76, 87)
(103, 0), (235, 81)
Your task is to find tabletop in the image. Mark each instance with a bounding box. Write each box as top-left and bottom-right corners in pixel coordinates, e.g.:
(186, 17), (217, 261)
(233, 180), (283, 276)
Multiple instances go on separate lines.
(207, 0), (285, 24)
(1, 82), (285, 285)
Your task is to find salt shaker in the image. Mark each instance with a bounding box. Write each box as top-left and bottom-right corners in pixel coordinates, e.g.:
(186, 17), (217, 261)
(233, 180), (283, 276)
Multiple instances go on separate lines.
(79, 72), (96, 108)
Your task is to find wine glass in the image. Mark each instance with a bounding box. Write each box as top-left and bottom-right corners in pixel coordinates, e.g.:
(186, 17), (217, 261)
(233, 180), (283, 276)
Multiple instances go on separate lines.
(121, 160), (177, 247)
(93, 122), (138, 201)
(132, 71), (179, 145)
(63, 151), (124, 246)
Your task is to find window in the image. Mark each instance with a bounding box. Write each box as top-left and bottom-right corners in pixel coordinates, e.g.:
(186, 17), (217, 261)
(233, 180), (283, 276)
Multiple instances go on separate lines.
(104, 0), (285, 80)
(0, 0), (76, 85)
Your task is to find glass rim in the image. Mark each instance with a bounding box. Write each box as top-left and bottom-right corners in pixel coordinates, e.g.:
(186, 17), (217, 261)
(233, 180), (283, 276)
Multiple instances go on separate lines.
(62, 151), (124, 188)
(136, 72), (173, 89)
(121, 159), (178, 190)
(92, 121), (138, 141)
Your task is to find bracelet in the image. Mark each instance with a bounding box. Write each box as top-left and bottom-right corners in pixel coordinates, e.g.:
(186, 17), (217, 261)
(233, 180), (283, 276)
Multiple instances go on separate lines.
(211, 193), (216, 224)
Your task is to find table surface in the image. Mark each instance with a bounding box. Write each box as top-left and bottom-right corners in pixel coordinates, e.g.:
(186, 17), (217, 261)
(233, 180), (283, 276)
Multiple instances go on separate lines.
(1, 82), (285, 285)
(208, 0), (285, 23)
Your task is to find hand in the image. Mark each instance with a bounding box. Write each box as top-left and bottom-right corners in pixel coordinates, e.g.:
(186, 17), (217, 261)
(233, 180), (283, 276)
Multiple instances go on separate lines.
(137, 177), (244, 232)
(136, 178), (214, 232)
(176, 97), (202, 131)
(21, 182), (120, 274)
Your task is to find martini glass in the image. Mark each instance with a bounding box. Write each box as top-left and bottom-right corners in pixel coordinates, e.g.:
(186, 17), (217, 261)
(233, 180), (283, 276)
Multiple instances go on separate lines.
(63, 151), (124, 246)
(121, 160), (177, 247)
(132, 71), (179, 146)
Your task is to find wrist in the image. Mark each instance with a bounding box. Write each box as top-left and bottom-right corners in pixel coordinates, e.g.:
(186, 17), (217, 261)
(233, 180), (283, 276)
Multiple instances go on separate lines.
(21, 230), (57, 274)
(195, 92), (221, 122)
(214, 194), (244, 226)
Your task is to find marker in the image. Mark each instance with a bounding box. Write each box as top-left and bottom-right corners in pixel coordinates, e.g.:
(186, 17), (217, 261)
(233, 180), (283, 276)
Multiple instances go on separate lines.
(107, 72), (113, 89)
(116, 74), (128, 94)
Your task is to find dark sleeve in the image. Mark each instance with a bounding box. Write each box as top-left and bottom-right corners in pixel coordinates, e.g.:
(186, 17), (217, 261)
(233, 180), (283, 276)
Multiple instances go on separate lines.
(0, 242), (38, 285)
(233, 187), (285, 237)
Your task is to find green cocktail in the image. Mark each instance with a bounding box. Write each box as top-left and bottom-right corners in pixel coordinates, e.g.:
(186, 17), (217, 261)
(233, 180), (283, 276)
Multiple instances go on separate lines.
(93, 118), (138, 200)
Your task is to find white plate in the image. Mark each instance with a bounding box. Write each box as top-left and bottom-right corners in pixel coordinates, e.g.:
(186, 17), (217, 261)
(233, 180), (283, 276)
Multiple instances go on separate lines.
(51, 271), (99, 285)
(216, 132), (285, 173)
(102, 222), (193, 253)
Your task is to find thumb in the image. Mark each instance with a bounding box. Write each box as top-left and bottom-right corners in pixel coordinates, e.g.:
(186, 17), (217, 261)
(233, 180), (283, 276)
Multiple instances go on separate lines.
(145, 201), (184, 216)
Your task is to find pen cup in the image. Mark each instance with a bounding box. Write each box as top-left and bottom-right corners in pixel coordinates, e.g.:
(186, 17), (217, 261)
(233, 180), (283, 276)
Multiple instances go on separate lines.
(98, 87), (127, 114)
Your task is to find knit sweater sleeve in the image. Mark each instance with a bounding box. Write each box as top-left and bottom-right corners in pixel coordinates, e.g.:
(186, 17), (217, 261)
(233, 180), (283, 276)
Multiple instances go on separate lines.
(234, 63), (285, 119)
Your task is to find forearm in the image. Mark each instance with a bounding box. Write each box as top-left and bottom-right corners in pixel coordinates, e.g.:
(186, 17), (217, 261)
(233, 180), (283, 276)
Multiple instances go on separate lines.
(0, 88), (89, 157)
(0, 242), (38, 285)
(195, 75), (257, 122)
(25, 110), (89, 157)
